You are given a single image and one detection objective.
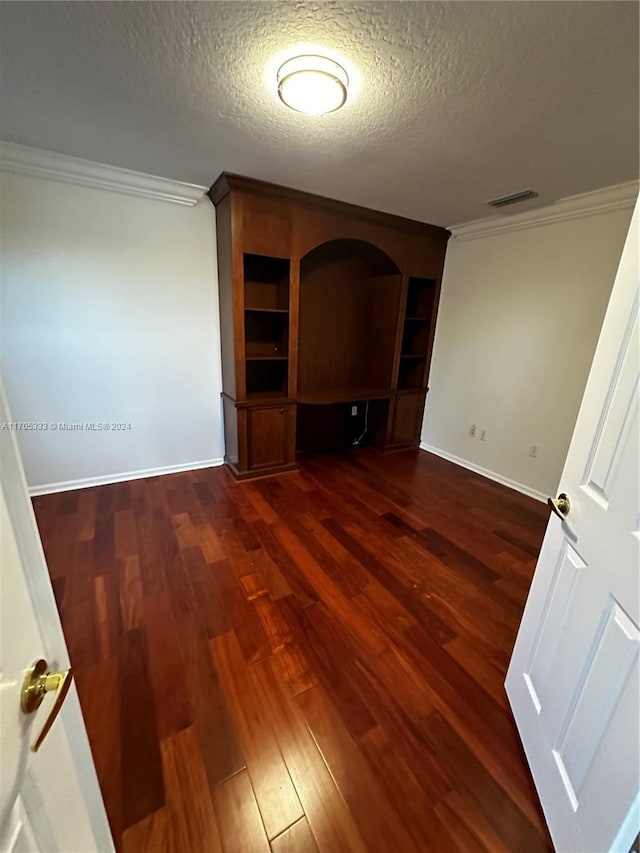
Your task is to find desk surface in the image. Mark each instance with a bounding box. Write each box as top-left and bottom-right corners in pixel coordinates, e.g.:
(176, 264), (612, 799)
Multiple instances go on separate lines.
(297, 388), (392, 405)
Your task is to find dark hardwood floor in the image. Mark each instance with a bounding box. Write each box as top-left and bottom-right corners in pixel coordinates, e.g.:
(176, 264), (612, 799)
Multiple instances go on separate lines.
(33, 448), (553, 852)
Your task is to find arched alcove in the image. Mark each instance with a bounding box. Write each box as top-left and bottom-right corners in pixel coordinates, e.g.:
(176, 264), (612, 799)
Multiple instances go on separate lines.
(297, 239), (402, 400)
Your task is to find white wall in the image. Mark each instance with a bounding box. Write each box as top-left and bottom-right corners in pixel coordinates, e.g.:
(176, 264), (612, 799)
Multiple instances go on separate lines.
(0, 170), (223, 492)
(422, 207), (633, 499)
(2, 162), (632, 500)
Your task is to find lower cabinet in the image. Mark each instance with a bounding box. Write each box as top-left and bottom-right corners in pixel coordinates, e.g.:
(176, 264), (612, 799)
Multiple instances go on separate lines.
(246, 404), (296, 474)
(388, 391), (426, 448)
(223, 399), (297, 479)
(225, 391), (426, 478)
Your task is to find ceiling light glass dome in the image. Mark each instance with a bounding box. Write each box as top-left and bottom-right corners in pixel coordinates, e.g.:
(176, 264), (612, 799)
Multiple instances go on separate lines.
(277, 55), (349, 116)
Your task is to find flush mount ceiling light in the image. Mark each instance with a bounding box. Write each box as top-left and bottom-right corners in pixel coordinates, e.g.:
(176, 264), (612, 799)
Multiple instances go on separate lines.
(277, 55), (349, 116)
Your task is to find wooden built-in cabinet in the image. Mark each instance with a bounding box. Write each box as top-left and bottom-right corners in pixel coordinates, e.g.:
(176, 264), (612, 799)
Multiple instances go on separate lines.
(210, 174), (450, 480)
(247, 405), (294, 471)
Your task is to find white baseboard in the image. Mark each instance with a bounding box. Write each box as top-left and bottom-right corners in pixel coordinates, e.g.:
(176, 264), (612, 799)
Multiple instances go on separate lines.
(419, 442), (547, 503)
(28, 458), (225, 496)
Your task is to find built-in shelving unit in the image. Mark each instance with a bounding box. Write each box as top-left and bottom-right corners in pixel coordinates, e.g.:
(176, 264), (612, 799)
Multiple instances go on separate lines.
(210, 173), (449, 479)
(405, 276), (436, 320)
(396, 277), (437, 391)
(244, 254), (290, 398)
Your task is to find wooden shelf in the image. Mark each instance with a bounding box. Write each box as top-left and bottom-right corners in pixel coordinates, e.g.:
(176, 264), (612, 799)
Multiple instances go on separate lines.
(396, 385), (424, 394)
(397, 352), (426, 391)
(298, 388), (392, 405)
(244, 391), (289, 404)
(223, 391), (293, 408)
(245, 307), (289, 314)
(245, 355), (288, 361)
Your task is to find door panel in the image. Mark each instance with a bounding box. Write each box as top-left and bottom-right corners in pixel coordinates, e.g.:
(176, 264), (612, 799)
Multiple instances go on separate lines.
(391, 391), (425, 446)
(0, 382), (112, 852)
(248, 405), (288, 469)
(581, 307), (637, 507)
(523, 539), (584, 715)
(505, 199), (639, 852)
(555, 599), (638, 806)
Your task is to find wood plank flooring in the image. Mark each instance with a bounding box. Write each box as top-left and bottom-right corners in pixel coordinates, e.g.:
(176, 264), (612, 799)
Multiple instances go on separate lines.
(33, 449), (553, 852)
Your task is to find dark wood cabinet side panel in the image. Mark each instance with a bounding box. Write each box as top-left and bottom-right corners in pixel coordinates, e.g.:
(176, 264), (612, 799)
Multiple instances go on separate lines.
(390, 391), (427, 447)
(216, 195), (237, 398)
(404, 232), (450, 391)
(223, 396), (239, 465)
(424, 287), (442, 389)
(423, 273), (445, 391)
(237, 407), (249, 471)
(367, 273), (403, 391)
(230, 193), (247, 399)
(285, 404), (297, 464)
(288, 256), (300, 400)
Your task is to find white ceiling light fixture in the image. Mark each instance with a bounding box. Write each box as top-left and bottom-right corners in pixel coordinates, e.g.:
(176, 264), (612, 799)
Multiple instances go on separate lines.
(277, 55), (349, 116)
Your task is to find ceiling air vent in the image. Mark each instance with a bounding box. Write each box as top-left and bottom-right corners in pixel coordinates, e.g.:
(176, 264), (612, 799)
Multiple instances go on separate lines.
(487, 189), (539, 209)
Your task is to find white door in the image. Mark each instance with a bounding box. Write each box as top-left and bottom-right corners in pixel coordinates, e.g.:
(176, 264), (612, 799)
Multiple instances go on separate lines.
(0, 381), (113, 852)
(506, 199), (639, 853)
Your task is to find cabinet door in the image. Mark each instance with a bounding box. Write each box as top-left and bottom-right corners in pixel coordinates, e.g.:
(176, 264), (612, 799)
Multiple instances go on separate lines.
(248, 406), (288, 470)
(390, 391), (426, 446)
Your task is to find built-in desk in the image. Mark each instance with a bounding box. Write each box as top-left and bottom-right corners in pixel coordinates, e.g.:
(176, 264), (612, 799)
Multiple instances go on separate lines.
(296, 389), (391, 405)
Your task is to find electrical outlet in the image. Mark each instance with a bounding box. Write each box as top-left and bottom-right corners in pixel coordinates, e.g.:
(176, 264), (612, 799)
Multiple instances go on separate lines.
(529, 445), (540, 458)
(479, 429), (487, 441)
(351, 405), (358, 416)
(469, 424), (477, 437)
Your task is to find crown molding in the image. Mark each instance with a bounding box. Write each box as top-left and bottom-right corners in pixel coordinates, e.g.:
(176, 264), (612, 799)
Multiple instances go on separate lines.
(450, 180), (639, 241)
(0, 141), (207, 206)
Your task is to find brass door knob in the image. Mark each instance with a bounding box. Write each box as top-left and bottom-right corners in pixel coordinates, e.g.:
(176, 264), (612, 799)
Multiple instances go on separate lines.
(547, 492), (571, 520)
(20, 659), (73, 752)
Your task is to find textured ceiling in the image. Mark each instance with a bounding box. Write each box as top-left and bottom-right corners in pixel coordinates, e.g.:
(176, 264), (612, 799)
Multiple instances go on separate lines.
(0, 1), (638, 226)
